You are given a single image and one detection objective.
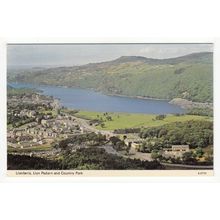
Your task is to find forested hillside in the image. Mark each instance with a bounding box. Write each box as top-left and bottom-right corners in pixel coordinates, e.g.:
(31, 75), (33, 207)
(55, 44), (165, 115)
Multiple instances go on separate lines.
(8, 52), (213, 102)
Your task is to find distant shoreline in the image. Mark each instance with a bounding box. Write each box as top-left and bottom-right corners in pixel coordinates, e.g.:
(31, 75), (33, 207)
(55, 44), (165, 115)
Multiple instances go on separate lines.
(8, 81), (170, 102)
(102, 92), (170, 101)
(48, 84), (213, 110)
(169, 98), (213, 110)
(9, 81), (213, 110)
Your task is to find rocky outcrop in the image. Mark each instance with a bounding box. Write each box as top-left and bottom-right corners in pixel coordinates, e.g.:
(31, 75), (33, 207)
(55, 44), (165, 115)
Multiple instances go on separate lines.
(169, 98), (213, 109)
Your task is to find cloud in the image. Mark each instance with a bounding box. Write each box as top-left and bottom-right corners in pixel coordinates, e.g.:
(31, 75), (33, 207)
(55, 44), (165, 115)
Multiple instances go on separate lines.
(7, 43), (213, 67)
(138, 44), (213, 59)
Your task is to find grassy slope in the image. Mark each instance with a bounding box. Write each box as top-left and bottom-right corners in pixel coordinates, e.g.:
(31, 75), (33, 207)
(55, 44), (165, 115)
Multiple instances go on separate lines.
(9, 52), (213, 102)
(8, 144), (52, 153)
(75, 111), (212, 130)
(7, 86), (36, 95)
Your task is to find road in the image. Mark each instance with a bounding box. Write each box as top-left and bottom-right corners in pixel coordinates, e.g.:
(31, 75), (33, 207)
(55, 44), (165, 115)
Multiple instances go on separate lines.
(13, 113), (213, 170)
(98, 144), (122, 156)
(161, 162), (213, 169)
(71, 115), (114, 137)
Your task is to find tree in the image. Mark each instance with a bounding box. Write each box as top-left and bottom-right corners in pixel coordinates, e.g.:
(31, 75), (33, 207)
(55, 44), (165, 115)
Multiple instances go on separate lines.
(125, 143), (131, 154)
(57, 109), (61, 115)
(100, 123), (105, 128)
(182, 151), (197, 164)
(106, 116), (112, 121)
(115, 141), (125, 151)
(123, 135), (127, 140)
(158, 128), (167, 137)
(138, 144), (146, 153)
(195, 147), (204, 158)
(155, 115), (166, 120)
(151, 151), (161, 160)
(109, 136), (121, 146)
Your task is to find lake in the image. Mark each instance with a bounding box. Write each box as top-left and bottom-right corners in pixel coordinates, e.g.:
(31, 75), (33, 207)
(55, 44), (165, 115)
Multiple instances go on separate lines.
(9, 82), (186, 114)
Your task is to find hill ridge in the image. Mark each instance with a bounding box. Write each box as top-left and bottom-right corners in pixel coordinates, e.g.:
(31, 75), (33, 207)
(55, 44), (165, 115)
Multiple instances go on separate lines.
(8, 51), (213, 103)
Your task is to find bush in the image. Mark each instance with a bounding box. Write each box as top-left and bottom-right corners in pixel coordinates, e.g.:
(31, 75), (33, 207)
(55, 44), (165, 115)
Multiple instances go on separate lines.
(140, 120), (213, 148)
(155, 115), (166, 120)
(7, 154), (61, 170)
(62, 147), (164, 170)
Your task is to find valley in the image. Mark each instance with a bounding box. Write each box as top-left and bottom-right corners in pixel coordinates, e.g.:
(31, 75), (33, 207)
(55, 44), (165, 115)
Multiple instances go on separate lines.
(7, 86), (213, 170)
(7, 48), (214, 171)
(8, 52), (213, 103)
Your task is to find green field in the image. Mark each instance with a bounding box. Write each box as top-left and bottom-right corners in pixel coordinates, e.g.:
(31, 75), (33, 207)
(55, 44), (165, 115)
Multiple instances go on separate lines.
(75, 111), (212, 130)
(8, 144), (52, 153)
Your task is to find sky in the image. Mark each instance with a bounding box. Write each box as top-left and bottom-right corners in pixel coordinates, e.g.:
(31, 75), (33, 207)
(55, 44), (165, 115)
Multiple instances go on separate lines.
(7, 43), (213, 68)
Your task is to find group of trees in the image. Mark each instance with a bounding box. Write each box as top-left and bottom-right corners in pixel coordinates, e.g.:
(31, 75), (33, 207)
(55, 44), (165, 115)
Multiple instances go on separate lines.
(97, 112), (113, 121)
(7, 93), (55, 128)
(7, 109), (54, 128)
(90, 112), (113, 128)
(139, 120), (213, 148)
(7, 154), (61, 170)
(61, 147), (163, 170)
(56, 132), (107, 150)
(149, 148), (213, 166)
(9, 102), (53, 112)
(88, 113), (114, 128)
(57, 132), (131, 154)
(109, 136), (131, 152)
(7, 87), (36, 97)
(7, 115), (36, 128)
(114, 128), (141, 134)
(10, 52), (213, 103)
(137, 139), (170, 153)
(155, 114), (166, 120)
(187, 108), (213, 117)
(181, 148), (212, 165)
(8, 147), (164, 170)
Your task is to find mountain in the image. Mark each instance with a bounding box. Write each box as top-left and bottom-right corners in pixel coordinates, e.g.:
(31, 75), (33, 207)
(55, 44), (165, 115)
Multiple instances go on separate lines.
(8, 52), (213, 102)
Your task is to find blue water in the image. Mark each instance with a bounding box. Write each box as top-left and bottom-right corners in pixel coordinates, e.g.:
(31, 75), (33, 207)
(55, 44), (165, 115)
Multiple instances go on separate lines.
(9, 82), (185, 114)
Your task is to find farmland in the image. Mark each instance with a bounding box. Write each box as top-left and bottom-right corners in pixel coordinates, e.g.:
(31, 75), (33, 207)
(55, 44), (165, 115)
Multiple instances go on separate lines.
(75, 111), (212, 130)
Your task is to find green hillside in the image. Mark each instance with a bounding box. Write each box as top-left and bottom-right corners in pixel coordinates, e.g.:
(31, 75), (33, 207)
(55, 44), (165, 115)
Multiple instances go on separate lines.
(75, 111), (211, 130)
(8, 52), (213, 102)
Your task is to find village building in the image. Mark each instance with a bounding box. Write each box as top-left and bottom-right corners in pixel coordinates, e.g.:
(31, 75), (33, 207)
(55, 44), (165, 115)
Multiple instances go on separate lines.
(131, 141), (142, 150)
(171, 145), (189, 152)
(124, 137), (143, 150)
(13, 128), (26, 136)
(162, 145), (190, 158)
(41, 119), (49, 127)
(27, 110), (36, 118)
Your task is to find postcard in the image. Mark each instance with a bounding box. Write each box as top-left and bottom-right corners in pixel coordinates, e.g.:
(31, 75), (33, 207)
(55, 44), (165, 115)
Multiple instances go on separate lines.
(6, 43), (213, 177)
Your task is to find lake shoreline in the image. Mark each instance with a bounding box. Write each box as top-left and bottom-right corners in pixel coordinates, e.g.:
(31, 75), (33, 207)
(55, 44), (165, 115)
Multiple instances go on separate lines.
(102, 92), (170, 101)
(9, 81), (170, 101)
(9, 81), (211, 113)
(169, 98), (213, 110)
(49, 84), (213, 110)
